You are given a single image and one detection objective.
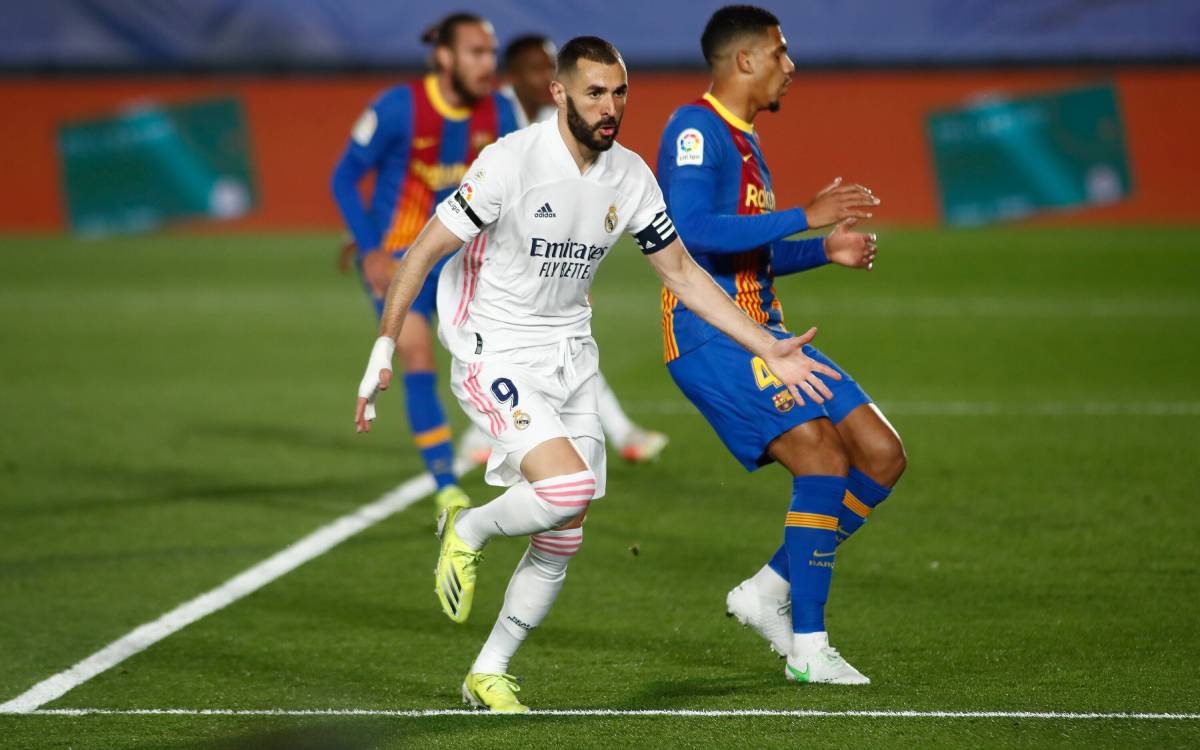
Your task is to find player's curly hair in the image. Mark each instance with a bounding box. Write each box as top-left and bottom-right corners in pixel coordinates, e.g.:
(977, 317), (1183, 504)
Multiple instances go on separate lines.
(701, 5), (780, 66)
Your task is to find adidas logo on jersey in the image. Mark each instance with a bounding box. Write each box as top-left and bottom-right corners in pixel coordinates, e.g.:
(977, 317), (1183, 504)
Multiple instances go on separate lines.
(533, 202), (556, 218)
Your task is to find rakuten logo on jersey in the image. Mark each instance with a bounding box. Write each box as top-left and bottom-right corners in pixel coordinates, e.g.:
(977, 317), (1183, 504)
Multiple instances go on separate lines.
(529, 237), (609, 280)
(745, 184), (776, 212)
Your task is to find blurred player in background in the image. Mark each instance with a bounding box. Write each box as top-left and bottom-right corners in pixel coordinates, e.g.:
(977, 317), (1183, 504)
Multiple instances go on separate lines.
(355, 36), (840, 711)
(499, 34), (557, 127)
(331, 13), (518, 515)
(657, 5), (907, 685)
(499, 33), (670, 463)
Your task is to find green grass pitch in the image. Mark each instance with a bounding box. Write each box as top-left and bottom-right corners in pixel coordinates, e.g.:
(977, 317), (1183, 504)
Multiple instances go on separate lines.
(1, 227), (1198, 748)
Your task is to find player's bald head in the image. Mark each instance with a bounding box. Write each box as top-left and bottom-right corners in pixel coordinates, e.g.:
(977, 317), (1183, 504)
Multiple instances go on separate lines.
(701, 5), (781, 68)
(554, 36), (625, 82)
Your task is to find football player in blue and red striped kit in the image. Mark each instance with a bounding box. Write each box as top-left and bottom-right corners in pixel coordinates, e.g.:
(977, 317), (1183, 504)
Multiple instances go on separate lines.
(332, 13), (518, 515)
(656, 5), (907, 684)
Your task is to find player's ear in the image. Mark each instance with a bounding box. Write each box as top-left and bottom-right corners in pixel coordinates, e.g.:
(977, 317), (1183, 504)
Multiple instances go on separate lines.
(434, 45), (454, 74)
(735, 48), (755, 76)
(549, 79), (567, 109)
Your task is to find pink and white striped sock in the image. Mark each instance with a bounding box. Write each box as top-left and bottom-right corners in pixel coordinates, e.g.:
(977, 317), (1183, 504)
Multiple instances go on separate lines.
(471, 527), (584, 675)
(454, 470), (596, 549)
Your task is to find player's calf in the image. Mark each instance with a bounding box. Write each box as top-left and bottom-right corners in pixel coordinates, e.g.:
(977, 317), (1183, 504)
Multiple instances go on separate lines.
(465, 526), (585, 711)
(833, 404), (907, 544)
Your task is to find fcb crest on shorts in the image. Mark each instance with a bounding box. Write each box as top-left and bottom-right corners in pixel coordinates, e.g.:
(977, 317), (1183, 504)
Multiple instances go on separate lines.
(773, 391), (795, 412)
(605, 205), (618, 233)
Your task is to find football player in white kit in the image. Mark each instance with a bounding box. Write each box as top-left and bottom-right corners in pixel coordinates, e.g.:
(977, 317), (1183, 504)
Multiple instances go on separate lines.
(355, 36), (842, 713)
(498, 33), (670, 464)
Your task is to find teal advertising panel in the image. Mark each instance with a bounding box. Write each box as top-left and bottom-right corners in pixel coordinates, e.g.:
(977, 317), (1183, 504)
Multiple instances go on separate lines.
(927, 84), (1131, 226)
(59, 98), (257, 235)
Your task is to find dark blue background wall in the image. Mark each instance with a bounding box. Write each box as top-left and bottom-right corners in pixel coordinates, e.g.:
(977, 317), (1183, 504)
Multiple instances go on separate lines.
(3, 0), (1197, 69)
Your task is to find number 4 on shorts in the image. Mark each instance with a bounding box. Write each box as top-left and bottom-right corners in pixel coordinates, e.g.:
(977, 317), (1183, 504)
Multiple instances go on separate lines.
(750, 356), (783, 391)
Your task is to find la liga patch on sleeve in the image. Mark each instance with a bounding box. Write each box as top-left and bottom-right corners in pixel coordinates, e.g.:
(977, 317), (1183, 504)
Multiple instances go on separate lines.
(676, 128), (704, 166)
(351, 108), (378, 146)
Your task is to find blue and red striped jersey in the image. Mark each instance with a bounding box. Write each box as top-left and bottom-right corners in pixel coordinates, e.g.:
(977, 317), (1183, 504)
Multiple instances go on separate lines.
(655, 93), (815, 363)
(332, 74), (518, 254)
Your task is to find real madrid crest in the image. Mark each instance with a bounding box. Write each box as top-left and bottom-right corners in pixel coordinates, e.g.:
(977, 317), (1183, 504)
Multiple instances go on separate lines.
(513, 409), (531, 430)
(604, 205), (618, 233)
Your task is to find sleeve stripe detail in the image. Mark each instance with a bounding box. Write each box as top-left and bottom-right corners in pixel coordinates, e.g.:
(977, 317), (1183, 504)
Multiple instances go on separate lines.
(454, 191), (483, 229)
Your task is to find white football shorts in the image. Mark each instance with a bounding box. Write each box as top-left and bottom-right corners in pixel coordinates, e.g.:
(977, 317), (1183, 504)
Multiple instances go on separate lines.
(449, 336), (606, 498)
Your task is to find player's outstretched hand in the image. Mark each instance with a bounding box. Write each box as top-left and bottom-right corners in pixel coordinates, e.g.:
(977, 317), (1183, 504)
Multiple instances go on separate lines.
(805, 177), (880, 229)
(824, 218), (878, 270)
(762, 327), (842, 406)
(355, 336), (396, 433)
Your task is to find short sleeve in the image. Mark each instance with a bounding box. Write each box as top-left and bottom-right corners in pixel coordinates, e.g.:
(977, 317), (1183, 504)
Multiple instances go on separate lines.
(626, 160), (676, 255)
(435, 142), (511, 243)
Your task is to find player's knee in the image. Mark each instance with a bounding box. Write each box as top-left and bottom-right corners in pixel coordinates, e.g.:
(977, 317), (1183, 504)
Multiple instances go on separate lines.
(779, 421), (850, 477)
(531, 469), (597, 527)
(396, 339), (435, 372)
(859, 432), (907, 486)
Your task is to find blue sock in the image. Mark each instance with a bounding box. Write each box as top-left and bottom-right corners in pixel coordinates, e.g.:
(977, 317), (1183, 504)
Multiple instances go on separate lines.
(767, 542), (789, 581)
(835, 467), (892, 545)
(404, 371), (457, 489)
(785, 475), (846, 634)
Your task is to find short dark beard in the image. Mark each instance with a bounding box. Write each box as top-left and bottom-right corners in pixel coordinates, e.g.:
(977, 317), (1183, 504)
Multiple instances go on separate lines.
(565, 94), (619, 152)
(450, 68), (480, 107)
(767, 100), (781, 113)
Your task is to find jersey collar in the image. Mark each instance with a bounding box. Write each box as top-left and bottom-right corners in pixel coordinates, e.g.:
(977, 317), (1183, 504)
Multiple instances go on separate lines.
(702, 92), (754, 134)
(425, 75), (472, 121)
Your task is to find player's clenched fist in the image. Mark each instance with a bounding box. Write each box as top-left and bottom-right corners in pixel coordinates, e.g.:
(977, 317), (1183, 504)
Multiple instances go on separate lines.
(760, 327), (842, 406)
(355, 336), (396, 432)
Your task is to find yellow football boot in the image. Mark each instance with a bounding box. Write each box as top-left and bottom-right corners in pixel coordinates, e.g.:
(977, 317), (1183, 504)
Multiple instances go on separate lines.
(434, 505), (481, 623)
(461, 673), (530, 714)
(434, 484), (471, 520)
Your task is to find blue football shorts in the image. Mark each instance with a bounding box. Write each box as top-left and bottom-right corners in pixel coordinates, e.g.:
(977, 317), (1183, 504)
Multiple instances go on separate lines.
(667, 329), (872, 471)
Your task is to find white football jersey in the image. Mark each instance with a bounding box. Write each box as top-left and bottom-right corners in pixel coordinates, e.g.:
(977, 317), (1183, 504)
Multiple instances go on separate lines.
(434, 118), (676, 361)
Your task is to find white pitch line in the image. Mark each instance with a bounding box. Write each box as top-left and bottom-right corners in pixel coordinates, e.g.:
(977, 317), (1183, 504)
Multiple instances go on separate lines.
(16, 708), (1200, 720)
(0, 461), (469, 715)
